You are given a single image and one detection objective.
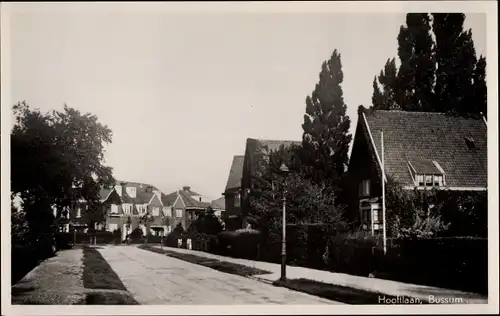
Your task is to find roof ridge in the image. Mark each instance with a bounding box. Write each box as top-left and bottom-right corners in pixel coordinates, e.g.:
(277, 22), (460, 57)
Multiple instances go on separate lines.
(247, 137), (301, 143)
(371, 110), (448, 114)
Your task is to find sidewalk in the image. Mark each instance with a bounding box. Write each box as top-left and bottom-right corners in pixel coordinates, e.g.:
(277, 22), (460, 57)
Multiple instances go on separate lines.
(151, 245), (488, 304)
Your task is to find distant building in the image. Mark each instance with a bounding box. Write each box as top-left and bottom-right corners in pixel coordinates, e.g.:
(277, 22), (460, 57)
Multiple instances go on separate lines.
(222, 155), (244, 230)
(160, 186), (225, 232)
(348, 110), (487, 235)
(239, 138), (301, 230)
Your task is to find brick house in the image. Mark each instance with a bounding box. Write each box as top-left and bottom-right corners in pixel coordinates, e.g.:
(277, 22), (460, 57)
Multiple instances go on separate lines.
(240, 138), (300, 229)
(222, 155), (244, 230)
(160, 186), (225, 232)
(210, 196), (225, 218)
(348, 110), (487, 235)
(102, 181), (166, 240)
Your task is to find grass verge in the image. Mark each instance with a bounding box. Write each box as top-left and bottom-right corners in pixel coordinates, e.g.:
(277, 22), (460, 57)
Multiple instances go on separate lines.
(83, 246), (127, 290)
(273, 278), (428, 305)
(82, 246), (139, 305)
(139, 245), (271, 277)
(85, 292), (139, 305)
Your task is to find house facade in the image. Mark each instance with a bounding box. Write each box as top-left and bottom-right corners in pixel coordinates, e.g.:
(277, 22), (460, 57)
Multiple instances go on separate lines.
(222, 155), (244, 230)
(348, 109), (488, 235)
(64, 182), (223, 238)
(240, 138), (301, 230)
(160, 186), (225, 232)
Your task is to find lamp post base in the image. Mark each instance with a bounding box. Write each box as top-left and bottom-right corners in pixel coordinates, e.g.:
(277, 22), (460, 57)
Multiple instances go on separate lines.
(280, 253), (286, 281)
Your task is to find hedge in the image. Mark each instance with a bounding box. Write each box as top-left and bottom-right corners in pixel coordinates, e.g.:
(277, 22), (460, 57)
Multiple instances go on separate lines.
(179, 227), (487, 295)
(326, 236), (488, 295)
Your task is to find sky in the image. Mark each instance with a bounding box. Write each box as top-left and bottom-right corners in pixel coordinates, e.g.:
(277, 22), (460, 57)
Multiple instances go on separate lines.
(6, 5), (486, 200)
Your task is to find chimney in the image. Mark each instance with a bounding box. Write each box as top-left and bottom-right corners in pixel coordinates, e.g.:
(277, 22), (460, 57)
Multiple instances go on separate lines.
(182, 186), (191, 191)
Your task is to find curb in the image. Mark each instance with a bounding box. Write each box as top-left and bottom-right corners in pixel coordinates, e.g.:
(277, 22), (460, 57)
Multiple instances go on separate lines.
(247, 275), (275, 285)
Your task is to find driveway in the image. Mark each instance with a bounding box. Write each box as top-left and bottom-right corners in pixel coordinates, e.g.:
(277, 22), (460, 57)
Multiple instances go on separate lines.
(97, 245), (339, 305)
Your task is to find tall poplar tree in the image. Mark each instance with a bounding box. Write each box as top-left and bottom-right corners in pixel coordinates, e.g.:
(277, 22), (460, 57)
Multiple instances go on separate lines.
(397, 13), (436, 111)
(371, 76), (384, 110)
(372, 58), (399, 110)
(302, 49), (352, 190)
(432, 13), (478, 114)
(472, 55), (487, 118)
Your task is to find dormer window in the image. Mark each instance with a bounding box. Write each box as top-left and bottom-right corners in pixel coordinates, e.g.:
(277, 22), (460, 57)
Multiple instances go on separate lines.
(126, 186), (137, 198)
(408, 160), (446, 188)
(464, 137), (476, 149)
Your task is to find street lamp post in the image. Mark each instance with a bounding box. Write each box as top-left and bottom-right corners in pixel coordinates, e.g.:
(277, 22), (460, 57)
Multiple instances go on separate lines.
(145, 213), (153, 245)
(279, 162), (289, 282)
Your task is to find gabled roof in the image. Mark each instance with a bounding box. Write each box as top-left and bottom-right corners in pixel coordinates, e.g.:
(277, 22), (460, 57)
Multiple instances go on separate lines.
(161, 187), (211, 209)
(178, 189), (210, 209)
(115, 180), (160, 204)
(360, 110), (487, 189)
(224, 155), (245, 192)
(246, 138), (301, 155)
(210, 197), (225, 211)
(161, 192), (178, 206)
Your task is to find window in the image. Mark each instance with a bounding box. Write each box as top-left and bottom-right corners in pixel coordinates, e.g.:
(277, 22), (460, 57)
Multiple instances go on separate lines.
(76, 208), (81, 218)
(425, 175), (433, 187)
(434, 175), (444, 187)
(362, 209), (370, 222)
(163, 207), (172, 217)
(234, 193), (241, 207)
(126, 186), (137, 198)
(136, 204), (147, 215)
(122, 204), (132, 215)
(373, 209), (379, 223)
(152, 207), (160, 216)
(416, 175), (424, 186)
(110, 204), (119, 214)
(108, 223), (118, 232)
(176, 209), (183, 218)
(359, 180), (370, 197)
(115, 185), (123, 196)
(374, 223), (380, 230)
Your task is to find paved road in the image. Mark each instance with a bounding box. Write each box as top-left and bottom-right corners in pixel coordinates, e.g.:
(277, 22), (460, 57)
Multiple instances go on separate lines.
(98, 246), (339, 305)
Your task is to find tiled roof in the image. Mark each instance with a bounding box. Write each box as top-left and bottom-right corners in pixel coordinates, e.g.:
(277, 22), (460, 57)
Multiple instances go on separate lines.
(178, 190), (210, 209)
(224, 155), (245, 192)
(362, 110), (487, 188)
(161, 187), (211, 209)
(115, 180), (159, 204)
(161, 192), (178, 206)
(249, 138), (301, 154)
(99, 187), (112, 201)
(210, 197), (225, 210)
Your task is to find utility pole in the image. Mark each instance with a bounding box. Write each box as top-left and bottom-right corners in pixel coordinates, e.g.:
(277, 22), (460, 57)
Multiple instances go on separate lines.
(381, 131), (387, 255)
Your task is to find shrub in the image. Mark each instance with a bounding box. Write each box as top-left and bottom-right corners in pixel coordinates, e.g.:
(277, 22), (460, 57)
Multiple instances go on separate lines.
(128, 228), (143, 243)
(146, 234), (163, 244)
(55, 232), (72, 250)
(112, 229), (122, 244)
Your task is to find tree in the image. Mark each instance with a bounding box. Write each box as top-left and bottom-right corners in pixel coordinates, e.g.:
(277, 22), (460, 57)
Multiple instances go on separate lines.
(371, 77), (385, 110)
(371, 58), (399, 110)
(247, 145), (348, 236)
(188, 207), (224, 235)
(397, 13), (436, 111)
(472, 55), (487, 118)
(301, 49), (352, 190)
(432, 13), (478, 114)
(11, 101), (114, 248)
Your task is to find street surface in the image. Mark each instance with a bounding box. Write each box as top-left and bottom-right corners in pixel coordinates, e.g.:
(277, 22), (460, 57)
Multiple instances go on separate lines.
(98, 245), (339, 305)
